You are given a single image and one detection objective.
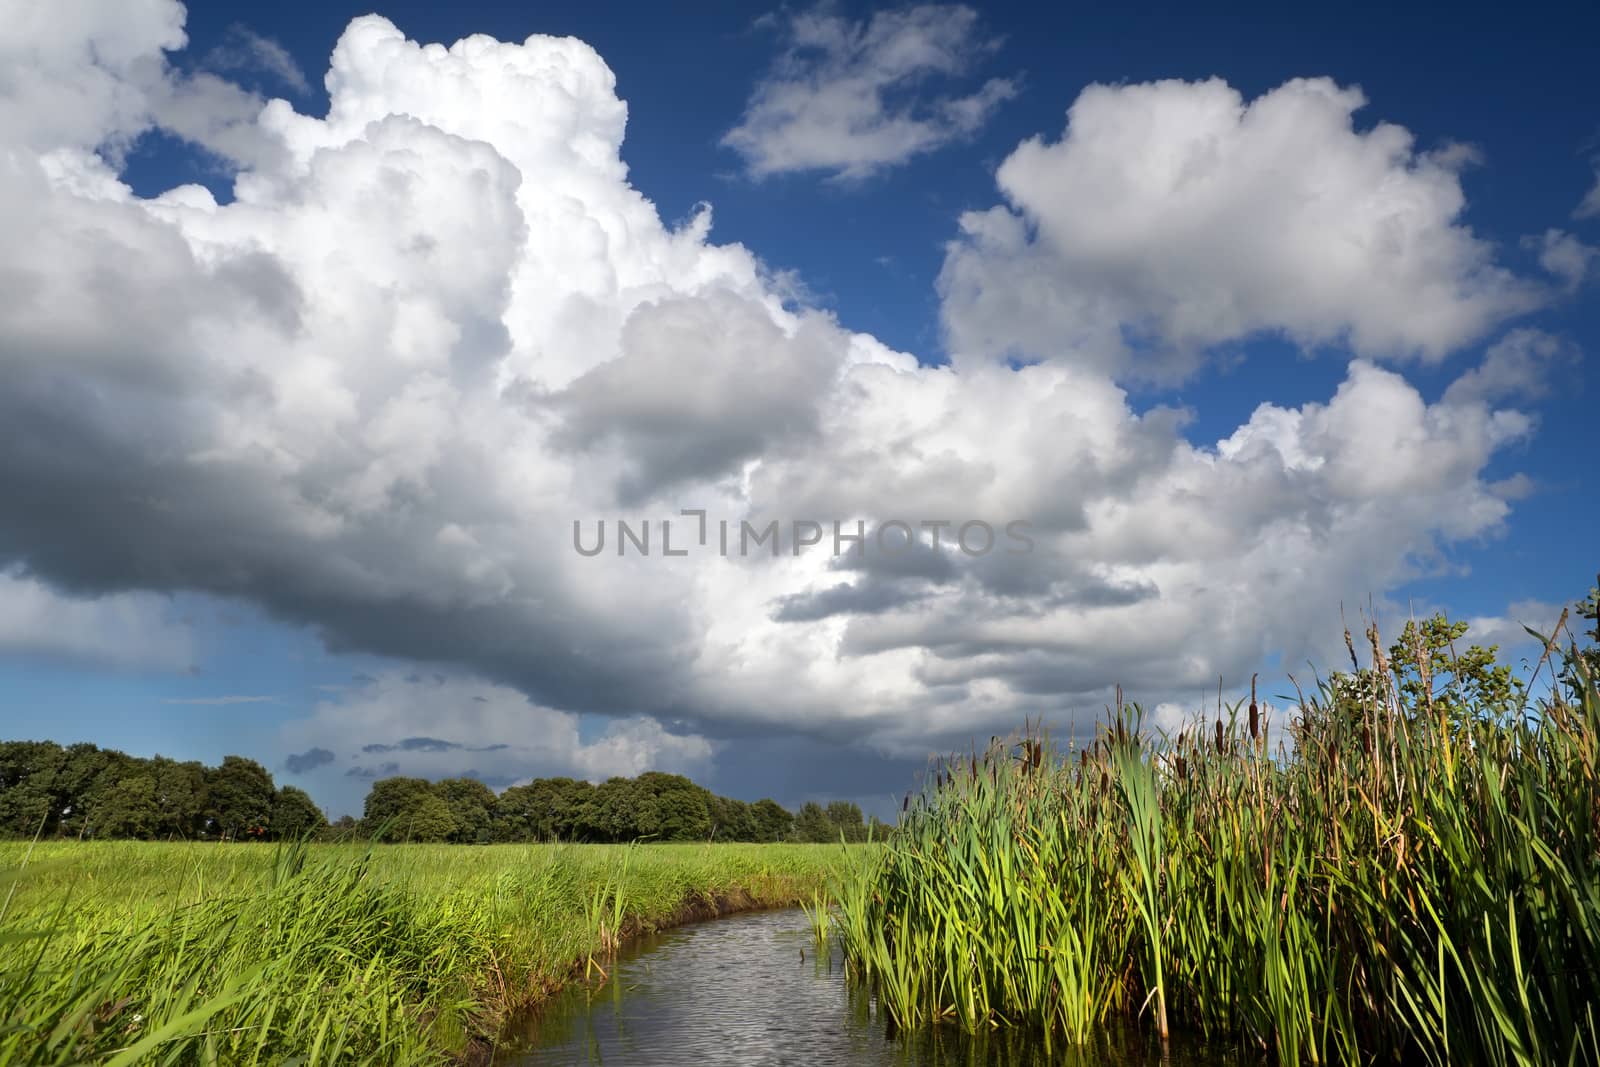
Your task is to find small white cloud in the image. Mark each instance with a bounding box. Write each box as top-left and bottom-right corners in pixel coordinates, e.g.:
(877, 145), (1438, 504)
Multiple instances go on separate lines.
(1576, 167), (1600, 219)
(1462, 600), (1564, 654)
(1151, 701), (1199, 735)
(1442, 328), (1577, 407)
(203, 24), (311, 95)
(1527, 228), (1596, 290)
(723, 4), (1016, 180)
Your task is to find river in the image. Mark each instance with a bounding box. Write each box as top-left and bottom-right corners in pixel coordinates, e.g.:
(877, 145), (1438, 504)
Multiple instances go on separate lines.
(502, 908), (1253, 1065)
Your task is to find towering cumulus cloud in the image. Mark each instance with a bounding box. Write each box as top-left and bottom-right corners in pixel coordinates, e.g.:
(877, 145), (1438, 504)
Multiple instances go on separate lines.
(0, 3), (1554, 773)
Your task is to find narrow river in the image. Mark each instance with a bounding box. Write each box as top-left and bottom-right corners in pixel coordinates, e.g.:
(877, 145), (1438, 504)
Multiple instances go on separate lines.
(503, 908), (1251, 1066)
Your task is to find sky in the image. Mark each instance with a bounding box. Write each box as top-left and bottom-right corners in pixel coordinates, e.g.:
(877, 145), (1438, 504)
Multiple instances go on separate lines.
(0, 0), (1595, 819)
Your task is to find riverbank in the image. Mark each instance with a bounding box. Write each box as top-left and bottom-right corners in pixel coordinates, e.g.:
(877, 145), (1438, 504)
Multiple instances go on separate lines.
(0, 840), (841, 1064)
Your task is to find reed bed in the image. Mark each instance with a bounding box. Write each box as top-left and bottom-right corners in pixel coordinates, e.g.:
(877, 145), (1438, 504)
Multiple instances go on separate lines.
(833, 620), (1600, 1066)
(0, 840), (836, 1064)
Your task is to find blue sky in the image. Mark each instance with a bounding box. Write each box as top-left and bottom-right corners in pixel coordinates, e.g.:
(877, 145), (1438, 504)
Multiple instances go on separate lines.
(1, 0), (1595, 818)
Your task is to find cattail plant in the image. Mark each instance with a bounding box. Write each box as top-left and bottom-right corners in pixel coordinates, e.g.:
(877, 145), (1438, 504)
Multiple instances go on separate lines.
(836, 602), (1600, 1066)
(1249, 673), (1260, 742)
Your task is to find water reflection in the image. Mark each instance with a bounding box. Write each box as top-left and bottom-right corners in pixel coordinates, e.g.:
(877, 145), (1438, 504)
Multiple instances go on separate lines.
(503, 909), (1252, 1066)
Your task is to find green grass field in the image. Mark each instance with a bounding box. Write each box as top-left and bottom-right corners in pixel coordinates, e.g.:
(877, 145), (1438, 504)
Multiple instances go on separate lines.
(0, 840), (840, 1065)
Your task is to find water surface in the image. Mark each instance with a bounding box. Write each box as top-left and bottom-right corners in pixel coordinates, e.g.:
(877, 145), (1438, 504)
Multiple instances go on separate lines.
(504, 908), (1252, 1066)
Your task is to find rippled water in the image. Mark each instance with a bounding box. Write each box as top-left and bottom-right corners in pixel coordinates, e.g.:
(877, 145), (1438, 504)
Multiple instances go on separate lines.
(502, 908), (1251, 1066)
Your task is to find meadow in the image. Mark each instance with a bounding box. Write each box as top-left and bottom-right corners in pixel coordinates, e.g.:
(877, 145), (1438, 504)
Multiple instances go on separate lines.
(827, 610), (1600, 1066)
(0, 840), (838, 1064)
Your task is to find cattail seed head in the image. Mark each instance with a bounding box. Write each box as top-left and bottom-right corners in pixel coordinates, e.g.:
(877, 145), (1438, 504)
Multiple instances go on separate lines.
(1249, 673), (1260, 740)
(1215, 719), (1224, 755)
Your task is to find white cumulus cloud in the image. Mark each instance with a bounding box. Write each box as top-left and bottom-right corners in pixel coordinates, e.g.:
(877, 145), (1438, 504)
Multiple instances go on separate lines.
(940, 77), (1546, 379)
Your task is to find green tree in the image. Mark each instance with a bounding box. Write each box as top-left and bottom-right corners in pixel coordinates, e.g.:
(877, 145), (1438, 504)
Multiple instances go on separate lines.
(435, 777), (495, 843)
(490, 782), (539, 841)
(207, 756), (277, 839)
(493, 777), (594, 841)
(750, 798), (793, 842)
(0, 740), (65, 836)
(707, 794), (755, 841)
(142, 755), (209, 838)
(81, 751), (140, 836)
(550, 778), (596, 838)
(362, 777), (458, 842)
(150, 756), (208, 838)
(637, 772), (712, 841)
(94, 773), (159, 839)
(825, 800), (867, 843)
(793, 801), (833, 843)
(401, 792), (457, 842)
(271, 786), (327, 839)
(584, 777), (658, 841)
(1388, 614), (1525, 722)
(363, 776), (433, 835)
(56, 743), (113, 837)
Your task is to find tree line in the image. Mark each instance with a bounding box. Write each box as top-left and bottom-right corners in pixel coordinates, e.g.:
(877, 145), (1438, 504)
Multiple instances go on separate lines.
(0, 739), (883, 844)
(0, 742), (322, 841)
(360, 771), (885, 843)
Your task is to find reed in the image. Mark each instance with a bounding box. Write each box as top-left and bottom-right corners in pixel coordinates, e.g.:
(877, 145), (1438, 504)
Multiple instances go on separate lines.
(835, 610), (1600, 1065)
(801, 888), (833, 952)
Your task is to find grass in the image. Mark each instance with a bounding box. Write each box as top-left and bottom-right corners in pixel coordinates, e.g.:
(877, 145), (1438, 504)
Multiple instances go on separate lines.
(829, 623), (1600, 1066)
(0, 840), (838, 1064)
